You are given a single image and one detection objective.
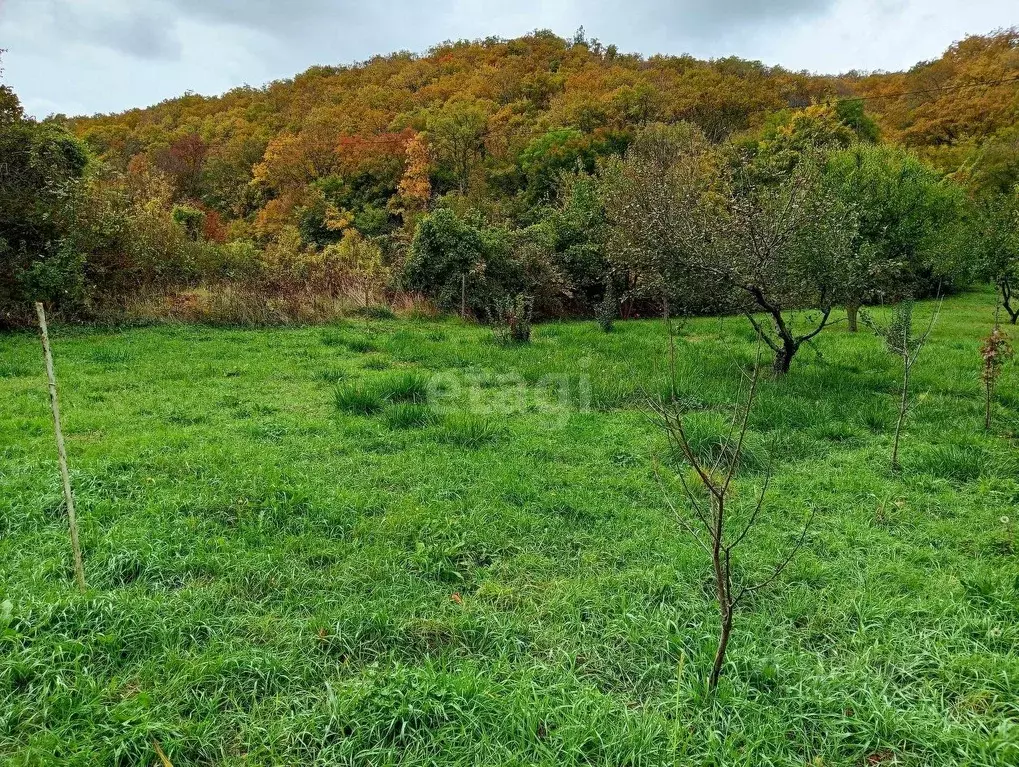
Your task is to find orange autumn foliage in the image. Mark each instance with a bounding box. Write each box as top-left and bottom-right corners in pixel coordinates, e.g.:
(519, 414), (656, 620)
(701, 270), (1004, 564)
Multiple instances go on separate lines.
(68, 28), (1019, 240)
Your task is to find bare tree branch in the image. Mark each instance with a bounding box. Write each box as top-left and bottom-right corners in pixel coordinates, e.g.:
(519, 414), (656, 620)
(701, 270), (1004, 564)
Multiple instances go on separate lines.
(734, 506), (816, 607)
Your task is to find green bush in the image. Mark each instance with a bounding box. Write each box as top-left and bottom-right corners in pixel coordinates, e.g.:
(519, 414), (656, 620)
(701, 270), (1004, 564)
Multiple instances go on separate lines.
(597, 280), (617, 332)
(171, 204), (206, 241)
(0, 90), (89, 325)
(490, 294), (534, 344)
(405, 209), (522, 316)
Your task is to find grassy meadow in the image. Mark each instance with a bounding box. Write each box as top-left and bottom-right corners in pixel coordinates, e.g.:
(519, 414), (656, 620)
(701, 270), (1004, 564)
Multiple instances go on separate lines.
(1, 290), (1017, 766)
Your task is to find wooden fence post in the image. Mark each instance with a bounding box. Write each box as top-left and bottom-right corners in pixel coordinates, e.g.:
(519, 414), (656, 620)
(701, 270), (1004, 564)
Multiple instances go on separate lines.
(35, 302), (86, 593)
(461, 273), (467, 320)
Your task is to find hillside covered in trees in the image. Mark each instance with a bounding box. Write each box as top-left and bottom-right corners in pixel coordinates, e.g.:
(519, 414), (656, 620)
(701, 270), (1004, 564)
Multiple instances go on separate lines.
(2, 28), (1019, 328)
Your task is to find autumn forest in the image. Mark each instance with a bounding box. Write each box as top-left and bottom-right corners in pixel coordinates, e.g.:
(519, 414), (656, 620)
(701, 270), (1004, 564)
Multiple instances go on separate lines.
(2, 28), (1019, 331)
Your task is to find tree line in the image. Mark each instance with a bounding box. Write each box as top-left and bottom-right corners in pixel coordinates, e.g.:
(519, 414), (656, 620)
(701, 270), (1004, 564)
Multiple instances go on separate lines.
(1, 30), (1018, 333)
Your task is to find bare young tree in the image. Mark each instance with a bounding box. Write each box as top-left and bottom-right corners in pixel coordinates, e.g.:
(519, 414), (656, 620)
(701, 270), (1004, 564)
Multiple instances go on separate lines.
(648, 332), (813, 690)
(866, 300), (941, 471)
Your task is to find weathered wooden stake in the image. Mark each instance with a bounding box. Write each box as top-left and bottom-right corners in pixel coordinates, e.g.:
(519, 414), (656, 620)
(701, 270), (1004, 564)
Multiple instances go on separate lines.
(35, 302), (86, 593)
(461, 273), (467, 320)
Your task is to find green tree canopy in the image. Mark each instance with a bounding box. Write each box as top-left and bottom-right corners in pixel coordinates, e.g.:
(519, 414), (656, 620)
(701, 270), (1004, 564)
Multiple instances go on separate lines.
(404, 208), (519, 315)
(826, 143), (972, 325)
(1, 85), (89, 325)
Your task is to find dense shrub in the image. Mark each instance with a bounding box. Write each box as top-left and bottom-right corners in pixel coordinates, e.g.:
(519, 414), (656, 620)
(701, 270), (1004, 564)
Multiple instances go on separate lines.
(404, 209), (522, 317)
(825, 143), (976, 311)
(171, 205), (206, 241)
(490, 294), (534, 344)
(597, 279), (617, 332)
(519, 127), (628, 203)
(522, 172), (610, 315)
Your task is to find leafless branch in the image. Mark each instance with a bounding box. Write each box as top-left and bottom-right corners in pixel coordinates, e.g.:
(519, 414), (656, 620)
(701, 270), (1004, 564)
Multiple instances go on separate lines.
(734, 506), (816, 607)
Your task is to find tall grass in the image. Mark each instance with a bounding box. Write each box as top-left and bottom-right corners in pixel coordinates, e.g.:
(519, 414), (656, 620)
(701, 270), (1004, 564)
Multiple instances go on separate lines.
(335, 382), (383, 414)
(0, 290), (1015, 765)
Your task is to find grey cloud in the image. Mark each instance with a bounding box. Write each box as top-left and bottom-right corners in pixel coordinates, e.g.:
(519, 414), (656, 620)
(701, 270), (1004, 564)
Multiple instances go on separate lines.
(170, 0), (345, 33)
(150, 0), (837, 47)
(152, 0), (445, 74)
(5, 0), (843, 68)
(617, 0), (839, 34)
(166, 0), (433, 45)
(47, 0), (182, 60)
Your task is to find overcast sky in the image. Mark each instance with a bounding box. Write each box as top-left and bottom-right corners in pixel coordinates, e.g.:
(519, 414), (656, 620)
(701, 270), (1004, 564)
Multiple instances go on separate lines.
(1, 0), (1015, 118)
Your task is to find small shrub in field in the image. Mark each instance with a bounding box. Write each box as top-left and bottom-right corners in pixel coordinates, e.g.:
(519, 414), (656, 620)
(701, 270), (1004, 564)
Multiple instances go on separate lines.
(335, 383), (383, 414)
(378, 371), (430, 403)
(491, 294), (534, 344)
(649, 337), (812, 691)
(864, 300), (940, 471)
(438, 414), (504, 447)
(385, 403), (435, 429)
(981, 322), (1013, 431)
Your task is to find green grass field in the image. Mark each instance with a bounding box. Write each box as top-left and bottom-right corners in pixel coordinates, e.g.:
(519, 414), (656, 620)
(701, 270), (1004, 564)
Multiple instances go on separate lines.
(1, 291), (1017, 766)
